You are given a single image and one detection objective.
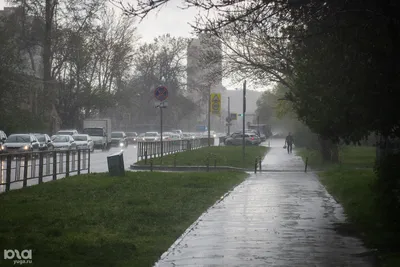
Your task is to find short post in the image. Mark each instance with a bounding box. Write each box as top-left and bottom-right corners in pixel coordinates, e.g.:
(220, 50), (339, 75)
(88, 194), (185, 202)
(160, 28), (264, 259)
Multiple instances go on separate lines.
(174, 154), (177, 167)
(206, 156), (210, 172)
(66, 151), (70, 177)
(305, 157), (309, 173)
(144, 150), (148, 164)
(88, 148), (91, 173)
(214, 156), (217, 169)
(5, 155), (12, 192)
(23, 155), (28, 187)
(38, 152), (44, 184)
(254, 158), (258, 173)
(150, 158), (153, 172)
(259, 157), (262, 171)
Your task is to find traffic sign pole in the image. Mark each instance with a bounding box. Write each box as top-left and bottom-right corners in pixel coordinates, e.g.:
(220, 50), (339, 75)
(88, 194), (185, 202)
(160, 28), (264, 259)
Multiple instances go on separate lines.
(228, 97), (230, 136)
(242, 80), (246, 168)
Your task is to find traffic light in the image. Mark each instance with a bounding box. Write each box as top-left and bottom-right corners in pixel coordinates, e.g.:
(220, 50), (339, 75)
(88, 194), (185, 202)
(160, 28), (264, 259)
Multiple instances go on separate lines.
(238, 114), (243, 117)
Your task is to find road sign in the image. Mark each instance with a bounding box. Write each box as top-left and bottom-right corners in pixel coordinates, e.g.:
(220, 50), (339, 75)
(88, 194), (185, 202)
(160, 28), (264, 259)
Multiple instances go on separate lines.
(210, 93), (221, 115)
(154, 101), (168, 108)
(154, 86), (168, 101)
(230, 113), (237, 120)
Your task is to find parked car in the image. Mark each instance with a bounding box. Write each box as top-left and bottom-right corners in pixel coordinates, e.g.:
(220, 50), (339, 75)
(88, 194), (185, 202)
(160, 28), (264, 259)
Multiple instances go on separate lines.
(1, 134), (40, 153)
(73, 134), (94, 152)
(56, 129), (79, 136)
(52, 135), (77, 150)
(111, 131), (128, 148)
(144, 132), (160, 142)
(225, 133), (261, 146)
(172, 129), (183, 138)
(126, 132), (138, 144)
(34, 133), (54, 151)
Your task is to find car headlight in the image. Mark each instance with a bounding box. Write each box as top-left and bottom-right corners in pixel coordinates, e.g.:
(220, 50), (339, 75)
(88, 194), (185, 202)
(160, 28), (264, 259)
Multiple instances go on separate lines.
(119, 142), (124, 147)
(23, 145), (30, 150)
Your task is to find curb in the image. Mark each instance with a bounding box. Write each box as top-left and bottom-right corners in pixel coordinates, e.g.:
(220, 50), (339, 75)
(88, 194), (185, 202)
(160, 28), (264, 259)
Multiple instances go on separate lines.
(153, 178), (249, 266)
(130, 165), (248, 172)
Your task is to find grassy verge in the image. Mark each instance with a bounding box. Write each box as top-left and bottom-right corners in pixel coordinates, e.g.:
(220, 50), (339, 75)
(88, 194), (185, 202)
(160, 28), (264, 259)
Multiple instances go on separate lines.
(297, 146), (400, 266)
(296, 145), (376, 170)
(0, 171), (247, 267)
(136, 146), (269, 168)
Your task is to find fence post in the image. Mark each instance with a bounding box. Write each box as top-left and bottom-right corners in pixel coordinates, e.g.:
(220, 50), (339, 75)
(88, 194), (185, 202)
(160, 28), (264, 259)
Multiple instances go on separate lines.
(38, 152), (44, 184)
(46, 152), (51, 175)
(259, 157), (262, 171)
(305, 157), (308, 173)
(53, 151), (57, 180)
(88, 149), (91, 173)
(206, 156), (210, 172)
(71, 151), (76, 172)
(66, 151), (70, 177)
(5, 155), (12, 192)
(145, 150), (148, 164)
(254, 158), (258, 173)
(23, 155), (28, 187)
(78, 150), (81, 175)
(214, 156), (217, 169)
(174, 154), (177, 167)
(150, 158), (153, 172)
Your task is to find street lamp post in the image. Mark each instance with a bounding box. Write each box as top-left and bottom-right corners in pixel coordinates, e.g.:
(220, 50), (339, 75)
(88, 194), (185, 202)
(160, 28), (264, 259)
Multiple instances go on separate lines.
(242, 80), (246, 167)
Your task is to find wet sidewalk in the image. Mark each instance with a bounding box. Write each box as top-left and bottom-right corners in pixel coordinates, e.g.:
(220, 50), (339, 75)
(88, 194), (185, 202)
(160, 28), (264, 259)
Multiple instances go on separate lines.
(155, 139), (374, 267)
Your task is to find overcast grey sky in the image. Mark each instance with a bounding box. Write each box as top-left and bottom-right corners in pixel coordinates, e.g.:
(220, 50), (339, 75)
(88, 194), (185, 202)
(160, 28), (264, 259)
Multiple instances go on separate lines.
(0, 0), (268, 91)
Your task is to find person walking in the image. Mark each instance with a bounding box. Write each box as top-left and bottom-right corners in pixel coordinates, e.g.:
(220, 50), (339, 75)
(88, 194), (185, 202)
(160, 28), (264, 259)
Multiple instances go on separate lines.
(285, 132), (294, 154)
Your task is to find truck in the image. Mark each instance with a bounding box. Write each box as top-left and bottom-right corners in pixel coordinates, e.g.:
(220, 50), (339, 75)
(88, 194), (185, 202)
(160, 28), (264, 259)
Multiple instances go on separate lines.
(82, 119), (112, 150)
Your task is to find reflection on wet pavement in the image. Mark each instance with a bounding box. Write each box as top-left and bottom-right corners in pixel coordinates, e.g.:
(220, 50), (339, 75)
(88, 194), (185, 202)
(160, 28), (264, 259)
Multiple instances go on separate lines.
(155, 139), (374, 267)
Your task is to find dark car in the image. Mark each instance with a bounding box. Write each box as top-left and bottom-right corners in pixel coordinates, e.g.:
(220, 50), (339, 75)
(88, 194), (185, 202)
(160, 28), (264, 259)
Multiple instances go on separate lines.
(126, 132), (138, 144)
(111, 131), (128, 148)
(34, 133), (54, 151)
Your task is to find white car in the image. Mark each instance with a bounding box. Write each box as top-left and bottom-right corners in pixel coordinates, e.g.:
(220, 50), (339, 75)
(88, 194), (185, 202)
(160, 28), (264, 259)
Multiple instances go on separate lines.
(52, 135), (77, 150)
(72, 134), (94, 152)
(144, 132), (160, 142)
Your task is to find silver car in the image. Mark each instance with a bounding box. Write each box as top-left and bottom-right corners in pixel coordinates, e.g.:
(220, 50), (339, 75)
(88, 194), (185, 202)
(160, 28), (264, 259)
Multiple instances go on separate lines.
(225, 133), (261, 146)
(52, 135), (77, 150)
(1, 134), (40, 153)
(72, 134), (94, 152)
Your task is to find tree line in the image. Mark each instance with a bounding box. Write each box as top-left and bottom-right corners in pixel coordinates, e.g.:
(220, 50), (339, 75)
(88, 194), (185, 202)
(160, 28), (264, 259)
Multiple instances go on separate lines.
(0, 0), (200, 134)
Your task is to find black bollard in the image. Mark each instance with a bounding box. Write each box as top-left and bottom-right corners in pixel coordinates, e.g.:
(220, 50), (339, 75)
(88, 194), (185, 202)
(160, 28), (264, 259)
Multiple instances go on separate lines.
(305, 157), (308, 173)
(206, 157), (210, 172)
(144, 150), (148, 164)
(254, 158), (258, 173)
(150, 158), (153, 172)
(259, 157), (262, 171)
(174, 154), (177, 167)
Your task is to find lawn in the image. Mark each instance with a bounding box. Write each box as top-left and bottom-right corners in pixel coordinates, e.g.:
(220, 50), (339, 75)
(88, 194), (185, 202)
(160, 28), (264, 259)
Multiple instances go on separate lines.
(297, 145), (400, 266)
(296, 145), (376, 170)
(0, 171), (247, 267)
(135, 146), (269, 168)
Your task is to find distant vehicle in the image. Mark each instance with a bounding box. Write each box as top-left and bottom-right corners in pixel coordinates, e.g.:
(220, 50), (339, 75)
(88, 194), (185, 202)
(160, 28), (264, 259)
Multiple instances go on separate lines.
(83, 119), (112, 150)
(144, 132), (160, 142)
(202, 131), (217, 138)
(126, 132), (138, 144)
(0, 130), (7, 144)
(1, 134), (40, 153)
(73, 134), (94, 152)
(182, 133), (195, 140)
(52, 135), (77, 150)
(225, 133), (261, 146)
(111, 131), (128, 148)
(162, 132), (173, 141)
(172, 129), (183, 138)
(137, 133), (145, 142)
(34, 133), (54, 151)
(57, 129), (79, 136)
(169, 133), (181, 140)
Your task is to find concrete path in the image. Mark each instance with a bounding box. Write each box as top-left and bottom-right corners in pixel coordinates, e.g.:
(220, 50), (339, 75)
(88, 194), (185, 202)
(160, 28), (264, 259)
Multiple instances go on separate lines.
(155, 139), (375, 267)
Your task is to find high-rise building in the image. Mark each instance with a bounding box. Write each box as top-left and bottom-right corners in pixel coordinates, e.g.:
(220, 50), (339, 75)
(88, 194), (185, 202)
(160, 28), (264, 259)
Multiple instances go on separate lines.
(185, 33), (225, 132)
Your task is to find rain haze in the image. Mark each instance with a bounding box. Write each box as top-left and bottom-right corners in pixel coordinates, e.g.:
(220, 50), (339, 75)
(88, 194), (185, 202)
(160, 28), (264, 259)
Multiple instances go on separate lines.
(0, 0), (398, 267)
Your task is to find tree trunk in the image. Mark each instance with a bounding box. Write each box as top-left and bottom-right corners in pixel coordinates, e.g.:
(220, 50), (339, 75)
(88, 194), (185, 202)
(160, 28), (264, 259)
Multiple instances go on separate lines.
(319, 135), (332, 162)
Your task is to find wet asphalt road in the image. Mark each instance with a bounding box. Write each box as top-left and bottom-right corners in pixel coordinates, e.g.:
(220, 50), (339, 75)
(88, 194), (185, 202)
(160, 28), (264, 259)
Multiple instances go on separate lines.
(0, 145), (138, 193)
(155, 139), (375, 267)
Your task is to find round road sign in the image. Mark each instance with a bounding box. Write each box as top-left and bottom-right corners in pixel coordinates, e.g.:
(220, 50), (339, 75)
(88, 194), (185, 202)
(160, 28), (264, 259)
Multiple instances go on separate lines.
(154, 86), (168, 101)
(212, 103), (219, 110)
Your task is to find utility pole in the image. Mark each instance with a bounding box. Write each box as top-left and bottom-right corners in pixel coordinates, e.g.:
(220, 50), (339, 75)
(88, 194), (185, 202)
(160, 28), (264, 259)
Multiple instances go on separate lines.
(160, 105), (163, 159)
(228, 97), (231, 135)
(242, 80), (246, 167)
(208, 87), (211, 146)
